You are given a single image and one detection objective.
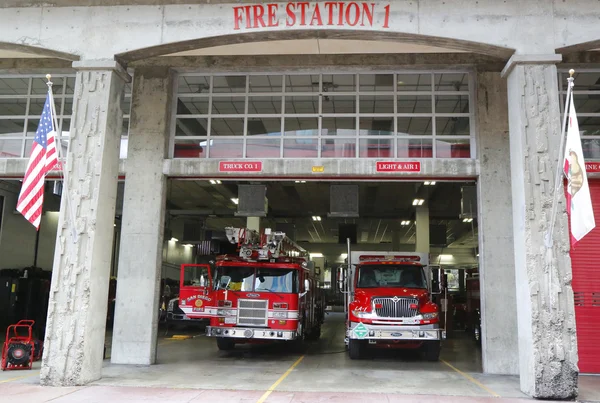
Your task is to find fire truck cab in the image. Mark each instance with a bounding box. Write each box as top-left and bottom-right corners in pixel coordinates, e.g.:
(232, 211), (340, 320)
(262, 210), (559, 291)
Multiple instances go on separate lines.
(340, 249), (446, 360)
(178, 227), (324, 351)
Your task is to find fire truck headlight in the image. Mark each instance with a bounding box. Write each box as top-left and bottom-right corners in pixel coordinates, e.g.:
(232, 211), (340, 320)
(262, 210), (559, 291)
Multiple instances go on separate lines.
(272, 311), (287, 319)
(422, 312), (438, 320)
(217, 309), (236, 316)
(352, 310), (370, 318)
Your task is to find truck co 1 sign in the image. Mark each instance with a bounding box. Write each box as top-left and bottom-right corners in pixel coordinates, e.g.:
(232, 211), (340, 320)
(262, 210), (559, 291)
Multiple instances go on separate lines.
(219, 161), (263, 172)
(233, 2), (391, 30)
(586, 162), (600, 173)
(376, 162), (421, 173)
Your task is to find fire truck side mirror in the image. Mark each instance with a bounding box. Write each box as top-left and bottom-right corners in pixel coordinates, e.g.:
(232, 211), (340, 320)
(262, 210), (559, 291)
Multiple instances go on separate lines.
(431, 267), (443, 295)
(219, 275), (231, 290)
(300, 279), (310, 298)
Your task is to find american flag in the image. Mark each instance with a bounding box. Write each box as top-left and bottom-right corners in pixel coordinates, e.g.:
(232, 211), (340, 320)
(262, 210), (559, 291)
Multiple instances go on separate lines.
(16, 92), (59, 229)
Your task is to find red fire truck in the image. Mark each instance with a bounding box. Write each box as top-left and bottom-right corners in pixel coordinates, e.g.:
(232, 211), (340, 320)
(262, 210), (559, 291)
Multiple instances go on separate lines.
(340, 249), (446, 360)
(178, 227), (324, 350)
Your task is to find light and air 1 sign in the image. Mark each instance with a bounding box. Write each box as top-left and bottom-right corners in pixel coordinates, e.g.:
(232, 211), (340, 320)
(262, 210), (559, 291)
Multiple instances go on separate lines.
(233, 2), (391, 30)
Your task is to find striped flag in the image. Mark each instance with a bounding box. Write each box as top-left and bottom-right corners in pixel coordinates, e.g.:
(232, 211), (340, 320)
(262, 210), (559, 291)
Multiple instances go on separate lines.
(564, 95), (596, 247)
(16, 92), (58, 229)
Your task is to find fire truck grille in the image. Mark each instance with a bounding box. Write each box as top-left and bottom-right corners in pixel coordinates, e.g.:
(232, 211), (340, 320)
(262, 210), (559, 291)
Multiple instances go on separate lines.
(237, 299), (268, 327)
(373, 297), (419, 318)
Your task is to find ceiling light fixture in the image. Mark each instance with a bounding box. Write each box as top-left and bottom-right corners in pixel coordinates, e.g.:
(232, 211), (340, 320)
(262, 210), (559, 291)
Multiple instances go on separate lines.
(310, 253), (324, 258)
(424, 181), (436, 186)
(231, 198), (239, 205)
(463, 218), (473, 223)
(170, 237), (178, 242)
(209, 179), (222, 185)
(401, 220), (411, 226)
(312, 216), (321, 221)
(412, 199), (425, 206)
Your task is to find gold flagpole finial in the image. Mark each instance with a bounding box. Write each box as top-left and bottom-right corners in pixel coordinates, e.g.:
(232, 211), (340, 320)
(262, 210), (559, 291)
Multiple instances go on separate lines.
(46, 74), (52, 81)
(569, 69), (575, 77)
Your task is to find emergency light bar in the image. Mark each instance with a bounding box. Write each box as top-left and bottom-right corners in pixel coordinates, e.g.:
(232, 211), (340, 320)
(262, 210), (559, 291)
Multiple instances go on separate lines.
(358, 255), (421, 262)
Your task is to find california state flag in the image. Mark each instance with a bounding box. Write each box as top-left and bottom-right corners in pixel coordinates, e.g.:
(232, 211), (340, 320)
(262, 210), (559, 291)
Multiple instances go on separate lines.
(564, 96), (596, 248)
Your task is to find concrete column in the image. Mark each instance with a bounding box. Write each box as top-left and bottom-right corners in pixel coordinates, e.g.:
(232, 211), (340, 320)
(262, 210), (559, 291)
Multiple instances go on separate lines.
(111, 67), (173, 365)
(476, 72), (518, 375)
(503, 55), (578, 399)
(41, 62), (127, 386)
(415, 206), (429, 253)
(247, 217), (260, 232)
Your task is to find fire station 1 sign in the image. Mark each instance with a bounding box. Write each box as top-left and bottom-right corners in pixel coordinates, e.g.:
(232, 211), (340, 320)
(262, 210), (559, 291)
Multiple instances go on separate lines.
(586, 162), (600, 173)
(233, 2), (391, 30)
(376, 161), (421, 173)
(219, 161), (263, 172)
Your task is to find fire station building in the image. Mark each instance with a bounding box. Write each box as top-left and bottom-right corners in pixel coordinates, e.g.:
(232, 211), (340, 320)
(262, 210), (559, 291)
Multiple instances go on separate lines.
(0, 0), (599, 400)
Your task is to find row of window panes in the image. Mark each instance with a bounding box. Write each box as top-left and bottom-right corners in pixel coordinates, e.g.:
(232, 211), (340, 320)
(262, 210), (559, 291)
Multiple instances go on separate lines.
(176, 94), (470, 115)
(558, 72), (600, 143)
(177, 73), (469, 94)
(172, 137), (472, 159)
(174, 116), (470, 137)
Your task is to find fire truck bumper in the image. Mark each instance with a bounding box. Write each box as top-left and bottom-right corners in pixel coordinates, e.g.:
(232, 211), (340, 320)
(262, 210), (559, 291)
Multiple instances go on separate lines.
(347, 322), (445, 341)
(206, 326), (297, 341)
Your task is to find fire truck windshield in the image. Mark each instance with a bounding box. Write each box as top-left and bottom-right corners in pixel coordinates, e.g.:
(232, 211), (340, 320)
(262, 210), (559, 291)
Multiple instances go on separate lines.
(215, 266), (299, 293)
(357, 265), (426, 289)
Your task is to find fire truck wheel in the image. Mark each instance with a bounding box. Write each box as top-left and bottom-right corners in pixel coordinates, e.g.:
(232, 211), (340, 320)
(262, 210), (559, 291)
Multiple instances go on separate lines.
(422, 341), (441, 361)
(216, 337), (235, 351)
(348, 339), (365, 359)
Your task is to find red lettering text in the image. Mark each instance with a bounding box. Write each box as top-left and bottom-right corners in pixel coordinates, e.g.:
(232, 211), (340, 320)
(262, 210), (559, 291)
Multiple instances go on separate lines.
(286, 3), (296, 26)
(345, 2), (360, 26)
(253, 4), (266, 28)
(383, 4), (390, 28)
(298, 2), (310, 25)
(324, 2), (336, 25)
(310, 4), (323, 26)
(267, 4), (279, 27)
(361, 3), (374, 26)
(233, 6), (244, 30)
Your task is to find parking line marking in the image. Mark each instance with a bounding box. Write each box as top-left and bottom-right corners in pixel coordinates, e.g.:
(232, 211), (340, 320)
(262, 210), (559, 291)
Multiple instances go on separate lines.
(256, 355), (304, 403)
(441, 359), (500, 398)
(0, 372), (39, 383)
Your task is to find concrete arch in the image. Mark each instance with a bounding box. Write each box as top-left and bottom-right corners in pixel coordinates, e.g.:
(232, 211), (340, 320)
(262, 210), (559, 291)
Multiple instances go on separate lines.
(116, 29), (515, 65)
(556, 38), (600, 55)
(0, 42), (79, 61)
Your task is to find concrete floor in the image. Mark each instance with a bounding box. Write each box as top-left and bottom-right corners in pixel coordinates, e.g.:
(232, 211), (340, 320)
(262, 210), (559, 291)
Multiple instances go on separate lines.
(1, 313), (599, 402)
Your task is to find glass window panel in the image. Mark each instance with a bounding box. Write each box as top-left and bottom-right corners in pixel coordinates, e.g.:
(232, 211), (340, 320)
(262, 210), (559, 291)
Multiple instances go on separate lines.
(359, 117), (394, 136)
(213, 76), (246, 93)
(65, 77), (76, 95)
(209, 138), (243, 158)
(28, 97), (47, 116)
(398, 138), (433, 158)
(397, 117), (432, 136)
(321, 138), (356, 158)
(435, 95), (470, 114)
(210, 118), (244, 136)
(60, 118), (70, 134)
(173, 138), (207, 158)
(436, 139), (471, 158)
(322, 96), (356, 114)
(0, 78), (29, 96)
(121, 95), (131, 116)
(436, 117), (470, 136)
(0, 139), (23, 158)
(178, 96), (209, 115)
(26, 119), (41, 137)
(397, 74), (432, 92)
(247, 138), (281, 158)
(178, 76), (210, 94)
(582, 138), (600, 159)
(283, 138), (318, 158)
(359, 95), (393, 114)
(398, 94), (432, 113)
(122, 118), (130, 137)
(32, 77), (64, 95)
(0, 119), (24, 137)
(359, 74), (394, 92)
(284, 117), (319, 136)
(212, 96), (245, 114)
(124, 80), (132, 96)
(322, 74), (356, 92)
(24, 139), (35, 157)
(435, 73), (468, 91)
(0, 99), (28, 116)
(322, 117), (356, 136)
(247, 118), (281, 136)
(285, 96), (318, 114)
(175, 118), (208, 136)
(359, 138), (394, 158)
(63, 97), (73, 116)
(579, 117), (600, 136)
(563, 72), (600, 91)
(571, 94), (600, 114)
(285, 75), (319, 92)
(248, 96), (282, 114)
(249, 75), (282, 92)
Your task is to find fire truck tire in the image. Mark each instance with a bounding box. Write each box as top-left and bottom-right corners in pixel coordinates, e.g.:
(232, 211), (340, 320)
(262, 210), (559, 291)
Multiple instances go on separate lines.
(422, 341), (441, 361)
(216, 337), (235, 351)
(348, 339), (365, 359)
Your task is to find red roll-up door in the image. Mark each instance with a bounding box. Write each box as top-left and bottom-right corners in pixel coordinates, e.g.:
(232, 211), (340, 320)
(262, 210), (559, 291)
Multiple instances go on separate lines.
(570, 179), (600, 374)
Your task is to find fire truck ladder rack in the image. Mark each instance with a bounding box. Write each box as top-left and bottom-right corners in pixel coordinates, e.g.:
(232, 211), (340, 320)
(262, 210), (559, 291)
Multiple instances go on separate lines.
(225, 227), (308, 261)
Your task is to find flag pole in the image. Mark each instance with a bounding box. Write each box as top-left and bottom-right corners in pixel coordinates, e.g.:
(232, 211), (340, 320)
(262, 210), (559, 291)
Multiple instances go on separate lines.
(545, 69), (575, 249)
(45, 74), (78, 243)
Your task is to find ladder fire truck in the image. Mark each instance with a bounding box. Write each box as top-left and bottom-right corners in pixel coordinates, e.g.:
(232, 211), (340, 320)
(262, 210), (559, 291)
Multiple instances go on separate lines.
(178, 227), (324, 350)
(339, 243), (446, 360)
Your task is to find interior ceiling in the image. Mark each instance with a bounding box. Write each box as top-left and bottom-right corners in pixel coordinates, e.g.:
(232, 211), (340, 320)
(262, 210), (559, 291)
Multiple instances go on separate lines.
(162, 180), (478, 248)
